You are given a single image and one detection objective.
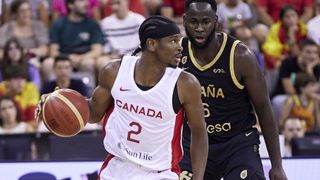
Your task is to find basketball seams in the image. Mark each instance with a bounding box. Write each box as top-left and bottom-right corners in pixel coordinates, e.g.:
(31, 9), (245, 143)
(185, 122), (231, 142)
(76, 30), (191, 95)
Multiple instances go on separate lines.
(42, 94), (71, 137)
(51, 91), (85, 130)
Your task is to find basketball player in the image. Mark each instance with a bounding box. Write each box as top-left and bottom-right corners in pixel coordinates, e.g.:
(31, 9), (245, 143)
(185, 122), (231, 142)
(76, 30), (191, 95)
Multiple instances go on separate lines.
(179, 0), (287, 180)
(36, 16), (208, 180)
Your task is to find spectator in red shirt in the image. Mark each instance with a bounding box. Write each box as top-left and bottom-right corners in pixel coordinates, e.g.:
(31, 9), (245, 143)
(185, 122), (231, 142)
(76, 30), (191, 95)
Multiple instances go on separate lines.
(161, 0), (185, 24)
(256, 0), (314, 26)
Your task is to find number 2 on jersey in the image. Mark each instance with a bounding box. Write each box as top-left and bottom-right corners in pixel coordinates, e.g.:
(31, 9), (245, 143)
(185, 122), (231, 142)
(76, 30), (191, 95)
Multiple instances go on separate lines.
(127, 122), (142, 143)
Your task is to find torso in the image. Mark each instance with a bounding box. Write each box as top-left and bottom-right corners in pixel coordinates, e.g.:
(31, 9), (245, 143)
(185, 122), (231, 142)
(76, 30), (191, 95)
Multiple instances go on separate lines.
(102, 56), (184, 173)
(179, 33), (257, 144)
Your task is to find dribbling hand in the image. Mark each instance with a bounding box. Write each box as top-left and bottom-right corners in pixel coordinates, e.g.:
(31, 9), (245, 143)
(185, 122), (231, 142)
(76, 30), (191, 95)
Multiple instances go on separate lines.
(34, 87), (60, 122)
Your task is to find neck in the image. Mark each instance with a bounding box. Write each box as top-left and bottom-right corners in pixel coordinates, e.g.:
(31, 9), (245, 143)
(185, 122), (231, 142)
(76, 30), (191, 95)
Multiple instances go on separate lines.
(68, 12), (84, 22)
(117, 10), (129, 19)
(135, 53), (166, 86)
(16, 19), (30, 26)
(191, 33), (221, 64)
(226, 2), (237, 8)
(57, 78), (71, 88)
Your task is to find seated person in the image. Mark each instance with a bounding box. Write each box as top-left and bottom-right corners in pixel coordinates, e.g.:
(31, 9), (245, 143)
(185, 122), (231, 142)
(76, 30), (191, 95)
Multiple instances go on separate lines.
(0, 96), (34, 134)
(0, 65), (39, 123)
(272, 39), (320, 97)
(279, 73), (320, 133)
(262, 5), (307, 69)
(0, 38), (42, 90)
(41, 55), (89, 97)
(42, 0), (103, 81)
(282, 118), (306, 157)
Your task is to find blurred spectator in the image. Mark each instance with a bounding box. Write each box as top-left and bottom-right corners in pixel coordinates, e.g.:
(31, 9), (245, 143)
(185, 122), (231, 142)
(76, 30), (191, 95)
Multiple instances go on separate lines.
(0, 38), (42, 90)
(272, 39), (320, 97)
(52, 0), (102, 22)
(104, 0), (145, 17)
(217, 0), (253, 33)
(262, 5), (307, 70)
(0, 65), (39, 123)
(307, 0), (320, 45)
(256, 0), (314, 27)
(1, 0), (50, 27)
(161, 0), (184, 24)
(99, 0), (145, 68)
(144, 0), (162, 16)
(0, 96), (34, 134)
(41, 55), (89, 97)
(279, 73), (320, 132)
(282, 118), (306, 157)
(230, 25), (264, 72)
(42, 0), (104, 81)
(0, 0), (48, 61)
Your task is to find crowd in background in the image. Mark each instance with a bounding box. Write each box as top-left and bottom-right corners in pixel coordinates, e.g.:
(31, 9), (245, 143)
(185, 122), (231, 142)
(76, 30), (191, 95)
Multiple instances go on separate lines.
(0, 0), (320, 159)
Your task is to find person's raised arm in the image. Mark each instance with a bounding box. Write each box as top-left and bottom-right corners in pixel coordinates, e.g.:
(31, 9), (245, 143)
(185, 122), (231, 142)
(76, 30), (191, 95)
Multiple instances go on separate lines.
(88, 60), (120, 123)
(177, 71), (208, 180)
(235, 43), (287, 180)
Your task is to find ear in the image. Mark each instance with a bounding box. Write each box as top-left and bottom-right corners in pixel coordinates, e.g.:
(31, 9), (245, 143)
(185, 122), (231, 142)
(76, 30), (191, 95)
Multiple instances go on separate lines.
(183, 13), (186, 26)
(146, 38), (157, 52)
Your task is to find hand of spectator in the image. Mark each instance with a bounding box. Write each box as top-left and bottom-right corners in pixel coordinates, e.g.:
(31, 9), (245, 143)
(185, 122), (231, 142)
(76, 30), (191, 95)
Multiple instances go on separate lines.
(69, 54), (81, 67)
(269, 166), (288, 180)
(35, 87), (60, 122)
(306, 59), (319, 77)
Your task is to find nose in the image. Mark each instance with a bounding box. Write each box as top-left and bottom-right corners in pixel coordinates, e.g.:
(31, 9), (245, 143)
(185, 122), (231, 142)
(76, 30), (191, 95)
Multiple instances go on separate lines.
(177, 43), (183, 52)
(195, 23), (204, 32)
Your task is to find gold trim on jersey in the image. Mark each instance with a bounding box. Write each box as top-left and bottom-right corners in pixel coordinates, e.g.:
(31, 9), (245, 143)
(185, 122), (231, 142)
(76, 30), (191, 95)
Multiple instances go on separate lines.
(188, 33), (227, 71)
(230, 40), (244, 90)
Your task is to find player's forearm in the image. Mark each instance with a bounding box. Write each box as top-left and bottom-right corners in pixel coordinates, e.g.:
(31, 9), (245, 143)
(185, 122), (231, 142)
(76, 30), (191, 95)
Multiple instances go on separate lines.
(190, 130), (208, 180)
(258, 105), (283, 167)
(86, 98), (105, 123)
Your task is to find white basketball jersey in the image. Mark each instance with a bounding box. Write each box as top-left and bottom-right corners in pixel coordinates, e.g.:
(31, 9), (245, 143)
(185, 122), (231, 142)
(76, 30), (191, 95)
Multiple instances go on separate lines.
(103, 56), (184, 172)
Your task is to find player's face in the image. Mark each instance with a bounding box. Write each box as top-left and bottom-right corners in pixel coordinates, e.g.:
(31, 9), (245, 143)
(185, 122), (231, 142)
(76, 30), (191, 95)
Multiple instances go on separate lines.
(156, 34), (183, 67)
(0, 99), (17, 124)
(54, 61), (73, 80)
(184, 2), (217, 49)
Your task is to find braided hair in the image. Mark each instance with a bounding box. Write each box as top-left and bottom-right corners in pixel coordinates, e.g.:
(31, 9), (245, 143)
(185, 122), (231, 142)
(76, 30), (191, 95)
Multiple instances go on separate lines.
(132, 15), (180, 56)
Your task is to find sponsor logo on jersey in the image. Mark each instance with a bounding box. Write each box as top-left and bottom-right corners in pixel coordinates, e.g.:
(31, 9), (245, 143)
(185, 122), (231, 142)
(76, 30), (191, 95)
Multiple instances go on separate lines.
(213, 68), (226, 74)
(116, 99), (163, 119)
(207, 122), (231, 133)
(117, 142), (153, 161)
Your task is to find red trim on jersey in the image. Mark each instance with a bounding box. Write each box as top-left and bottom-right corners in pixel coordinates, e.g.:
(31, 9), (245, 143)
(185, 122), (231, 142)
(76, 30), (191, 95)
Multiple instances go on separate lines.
(171, 109), (185, 176)
(102, 104), (115, 139)
(98, 153), (114, 180)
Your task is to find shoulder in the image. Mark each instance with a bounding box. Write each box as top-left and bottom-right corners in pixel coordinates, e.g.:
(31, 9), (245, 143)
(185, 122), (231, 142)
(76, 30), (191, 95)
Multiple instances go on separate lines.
(234, 42), (257, 66)
(98, 59), (122, 89)
(51, 17), (66, 28)
(129, 12), (145, 22)
(177, 71), (201, 90)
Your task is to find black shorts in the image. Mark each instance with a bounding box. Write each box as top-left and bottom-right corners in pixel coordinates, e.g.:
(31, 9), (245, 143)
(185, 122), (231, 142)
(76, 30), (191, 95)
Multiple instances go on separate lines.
(180, 130), (265, 180)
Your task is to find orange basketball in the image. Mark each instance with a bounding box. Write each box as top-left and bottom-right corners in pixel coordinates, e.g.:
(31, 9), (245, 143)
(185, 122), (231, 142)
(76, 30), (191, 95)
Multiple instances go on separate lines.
(42, 89), (89, 137)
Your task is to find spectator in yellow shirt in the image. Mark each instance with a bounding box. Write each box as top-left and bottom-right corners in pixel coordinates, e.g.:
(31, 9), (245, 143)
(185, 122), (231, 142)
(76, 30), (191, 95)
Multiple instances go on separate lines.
(0, 65), (39, 123)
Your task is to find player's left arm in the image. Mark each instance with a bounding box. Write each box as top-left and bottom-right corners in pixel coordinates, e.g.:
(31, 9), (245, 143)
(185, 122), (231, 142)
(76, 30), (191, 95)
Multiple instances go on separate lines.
(234, 43), (287, 180)
(177, 71), (208, 180)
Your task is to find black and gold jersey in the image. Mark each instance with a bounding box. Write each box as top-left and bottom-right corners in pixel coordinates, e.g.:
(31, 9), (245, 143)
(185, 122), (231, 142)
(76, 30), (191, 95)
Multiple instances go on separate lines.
(179, 33), (257, 144)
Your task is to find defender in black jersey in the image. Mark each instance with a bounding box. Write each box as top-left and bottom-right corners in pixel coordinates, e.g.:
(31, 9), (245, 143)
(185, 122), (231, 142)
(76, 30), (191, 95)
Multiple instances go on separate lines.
(179, 1), (287, 180)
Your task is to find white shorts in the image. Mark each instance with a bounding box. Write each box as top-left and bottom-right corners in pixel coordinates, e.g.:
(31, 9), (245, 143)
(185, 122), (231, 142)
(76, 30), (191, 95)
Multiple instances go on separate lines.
(99, 156), (179, 180)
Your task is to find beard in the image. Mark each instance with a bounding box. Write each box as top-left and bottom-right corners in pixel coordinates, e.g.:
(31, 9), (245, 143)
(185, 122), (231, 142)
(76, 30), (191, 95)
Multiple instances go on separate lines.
(185, 26), (216, 50)
(75, 9), (87, 17)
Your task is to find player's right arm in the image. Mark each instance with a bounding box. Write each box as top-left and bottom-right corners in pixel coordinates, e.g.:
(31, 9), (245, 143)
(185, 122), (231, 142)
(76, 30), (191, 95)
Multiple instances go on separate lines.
(177, 71), (208, 180)
(88, 60), (121, 123)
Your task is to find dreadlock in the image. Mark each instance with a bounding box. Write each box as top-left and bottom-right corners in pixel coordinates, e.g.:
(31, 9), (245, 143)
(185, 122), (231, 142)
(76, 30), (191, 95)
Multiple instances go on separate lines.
(132, 15), (180, 56)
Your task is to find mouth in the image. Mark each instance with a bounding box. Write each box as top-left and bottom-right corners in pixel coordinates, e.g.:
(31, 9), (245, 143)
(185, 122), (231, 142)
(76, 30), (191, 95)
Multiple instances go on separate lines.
(195, 36), (206, 44)
(175, 53), (182, 62)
